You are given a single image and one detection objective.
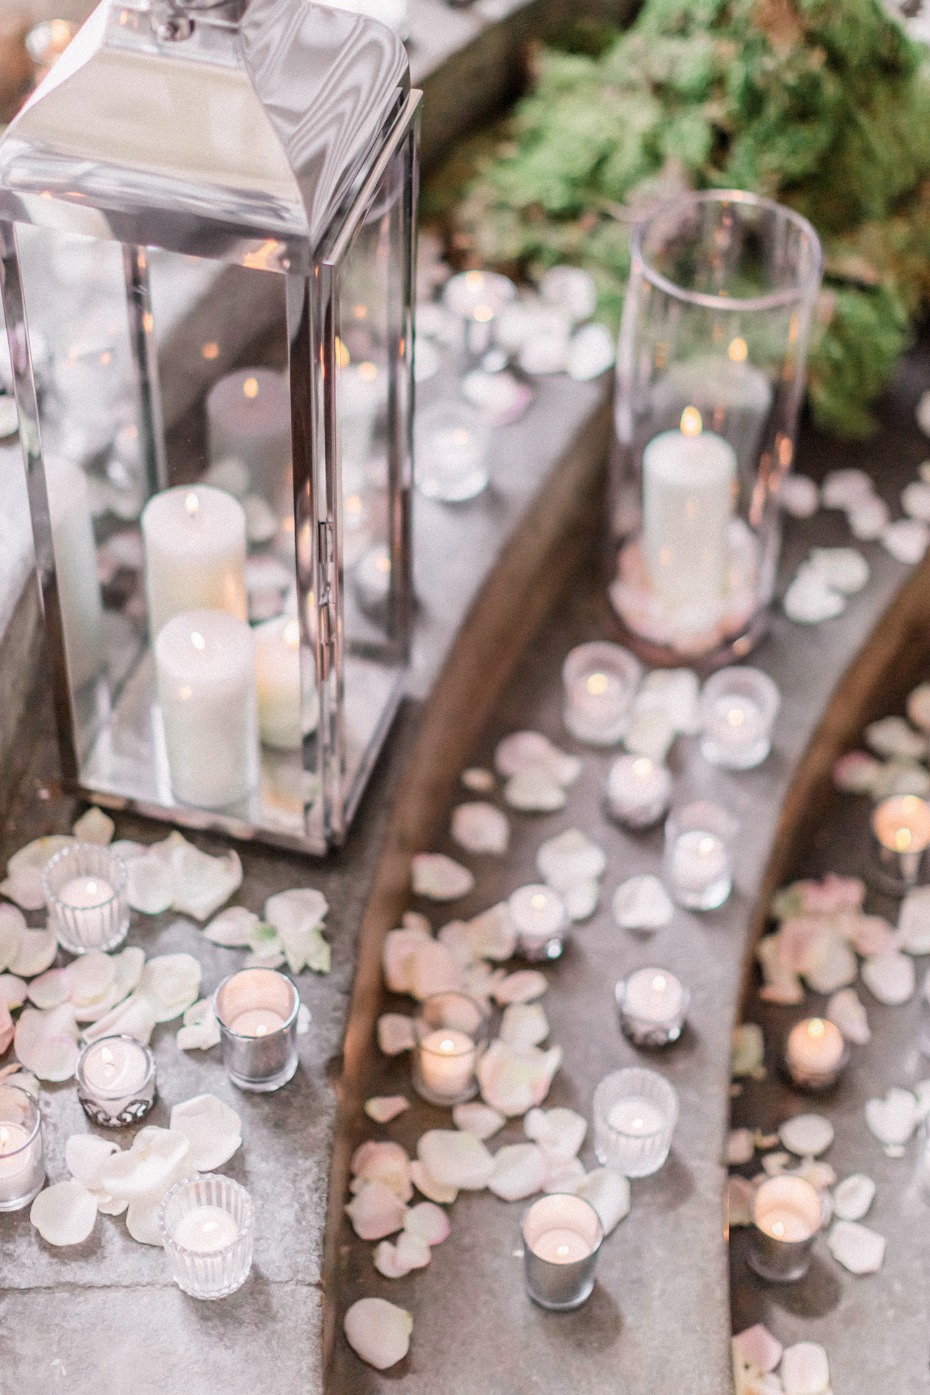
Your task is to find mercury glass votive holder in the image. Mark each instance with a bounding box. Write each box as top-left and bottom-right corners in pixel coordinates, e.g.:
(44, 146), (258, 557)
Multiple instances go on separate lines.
(782, 1017), (849, 1093)
(605, 753), (672, 830)
(562, 641), (641, 746)
(158, 1173), (254, 1300)
(593, 1067), (678, 1178)
(699, 666), (780, 771)
(508, 883), (571, 962)
(615, 968), (689, 1049)
(42, 842), (129, 954)
(747, 1174), (824, 1282)
(75, 1035), (157, 1127)
(412, 992), (489, 1106)
(522, 1193), (603, 1310)
(870, 795), (930, 894)
(663, 801), (737, 910)
(213, 968), (300, 1093)
(0, 1084), (45, 1212)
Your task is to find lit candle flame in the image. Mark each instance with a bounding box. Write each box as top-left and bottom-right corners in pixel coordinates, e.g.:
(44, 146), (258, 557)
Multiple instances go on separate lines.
(255, 1025), (268, 1037)
(680, 406), (702, 438)
(243, 377), (259, 400)
(191, 632), (206, 652)
(651, 974), (666, 993)
(473, 305), (494, 323)
(632, 757), (653, 778)
(586, 672), (609, 697)
(358, 361), (378, 382)
(772, 1220), (785, 1238)
(697, 836), (717, 858)
(726, 706), (746, 728)
(728, 337), (748, 363)
(807, 1019), (825, 1040)
(184, 491), (200, 517)
(556, 1244), (570, 1257)
(530, 893), (548, 912)
(284, 620), (300, 650)
(439, 1038), (457, 1054)
(895, 828), (913, 853)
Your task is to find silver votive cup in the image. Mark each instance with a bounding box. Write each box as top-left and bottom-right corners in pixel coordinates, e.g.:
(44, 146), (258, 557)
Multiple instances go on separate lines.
(782, 1017), (849, 1093)
(412, 992), (489, 1106)
(869, 795), (930, 894)
(593, 1066), (678, 1177)
(75, 1034), (157, 1127)
(213, 968), (300, 1092)
(522, 1193), (603, 1310)
(158, 1173), (254, 1300)
(748, 1175), (824, 1282)
(43, 842), (129, 954)
(615, 968), (689, 1049)
(0, 1084), (45, 1212)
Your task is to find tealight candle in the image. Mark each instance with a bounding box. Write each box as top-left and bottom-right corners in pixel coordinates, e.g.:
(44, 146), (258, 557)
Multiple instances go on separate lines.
(562, 642), (641, 746)
(213, 968), (300, 1092)
(616, 967), (689, 1048)
(142, 484), (247, 637)
(699, 666), (780, 770)
(415, 401), (491, 503)
(664, 801), (736, 910)
(412, 992), (489, 1106)
(871, 795), (930, 891)
(159, 1174), (254, 1300)
(443, 269), (517, 355)
(43, 842), (129, 954)
(76, 1035), (156, 1127)
(784, 1017), (848, 1092)
(0, 1084), (45, 1212)
(748, 1174), (823, 1282)
(254, 616), (317, 750)
(44, 457), (104, 691)
(593, 1067), (678, 1177)
(155, 609), (259, 810)
(606, 754), (672, 829)
(206, 368), (291, 501)
(522, 1194), (603, 1310)
(508, 884), (570, 962)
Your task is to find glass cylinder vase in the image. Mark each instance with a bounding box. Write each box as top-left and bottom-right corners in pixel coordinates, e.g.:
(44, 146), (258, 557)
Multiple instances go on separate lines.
(610, 190), (822, 666)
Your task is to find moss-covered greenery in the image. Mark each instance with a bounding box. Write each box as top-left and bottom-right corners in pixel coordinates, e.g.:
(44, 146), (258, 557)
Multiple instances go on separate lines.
(444, 0), (930, 436)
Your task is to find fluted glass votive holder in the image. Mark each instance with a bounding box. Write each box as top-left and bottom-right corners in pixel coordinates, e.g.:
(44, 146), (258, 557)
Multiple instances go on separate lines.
(412, 992), (489, 1106)
(562, 641), (641, 746)
(213, 968), (300, 1093)
(159, 1173), (254, 1300)
(0, 1084), (45, 1212)
(43, 842), (129, 954)
(522, 1193), (603, 1310)
(664, 801), (736, 910)
(747, 1175), (824, 1282)
(593, 1067), (678, 1177)
(699, 666), (780, 770)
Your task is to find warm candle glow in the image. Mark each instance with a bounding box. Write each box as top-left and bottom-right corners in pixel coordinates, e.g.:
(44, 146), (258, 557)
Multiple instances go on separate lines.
(680, 406), (702, 437)
(872, 795), (930, 854)
(651, 974), (666, 993)
(807, 1019), (825, 1039)
(728, 337), (748, 363)
(243, 376), (259, 400)
(530, 893), (548, 912)
(698, 836), (717, 858)
(283, 620), (300, 650)
(439, 1038), (457, 1054)
(473, 305), (494, 323)
(726, 706), (746, 728)
(452, 428), (471, 447)
(184, 491), (200, 517)
(190, 631), (206, 652)
(335, 337), (351, 368)
(586, 672), (609, 697)
(772, 1220), (785, 1238)
(201, 341), (220, 361)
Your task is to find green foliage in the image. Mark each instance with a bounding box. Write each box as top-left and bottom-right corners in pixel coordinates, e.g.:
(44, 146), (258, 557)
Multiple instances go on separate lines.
(448, 0), (930, 435)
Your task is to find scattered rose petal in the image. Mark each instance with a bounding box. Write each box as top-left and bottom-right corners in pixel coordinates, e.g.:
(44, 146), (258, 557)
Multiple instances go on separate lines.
(808, 547), (869, 595)
(344, 1297), (412, 1371)
(477, 1040), (561, 1116)
(500, 1003), (549, 1049)
(0, 904), (25, 973)
(612, 875), (673, 932)
(573, 1167), (630, 1235)
(346, 1179), (407, 1240)
(803, 936), (857, 995)
(907, 682), (930, 732)
(635, 669), (699, 735)
(30, 1180), (97, 1246)
(537, 829), (606, 892)
(781, 1341), (830, 1395)
(0, 974), (26, 1011)
(524, 1106), (587, 1163)
(563, 879), (600, 921)
(833, 750), (882, 794)
(417, 1130), (494, 1190)
(864, 716), (927, 761)
(733, 1325), (783, 1375)
(732, 1023), (765, 1078)
(127, 853), (175, 915)
(882, 518), (929, 565)
(897, 886), (930, 955)
(169, 1094), (242, 1170)
(98, 1126), (190, 1201)
(452, 1102), (505, 1141)
(409, 940), (464, 1001)
(364, 1096), (410, 1125)
(567, 323), (615, 381)
(821, 468), (874, 509)
(72, 808), (115, 845)
(411, 854), (475, 903)
(623, 708), (675, 763)
(828, 1219), (886, 1274)
(861, 950), (915, 1005)
(543, 1157), (586, 1193)
(826, 988), (871, 1045)
(377, 1013), (416, 1055)
(374, 1233), (431, 1278)
(833, 1173), (875, 1222)
(83, 992), (156, 1045)
(158, 834), (242, 921)
(14, 1003), (79, 1080)
(68, 951), (116, 1007)
(462, 768), (495, 794)
(9, 929), (57, 979)
(865, 1087), (918, 1150)
(849, 495), (890, 541)
(504, 770), (567, 813)
(351, 1141), (412, 1201)
(65, 1134), (119, 1191)
(409, 1159), (458, 1205)
(493, 970), (547, 1005)
(404, 1200), (450, 1246)
(488, 1143), (546, 1201)
(203, 906), (260, 948)
(383, 927), (431, 994)
(4, 836), (74, 910)
(495, 732), (580, 787)
(779, 475), (818, 518)
(783, 568), (845, 624)
(872, 758), (930, 799)
(902, 480), (930, 522)
(463, 903), (517, 962)
(727, 1128), (755, 1166)
(779, 1114), (834, 1158)
(139, 953), (202, 1022)
(0, 998), (11, 1054)
(27, 968), (71, 1010)
(264, 888), (330, 974)
(451, 803), (510, 856)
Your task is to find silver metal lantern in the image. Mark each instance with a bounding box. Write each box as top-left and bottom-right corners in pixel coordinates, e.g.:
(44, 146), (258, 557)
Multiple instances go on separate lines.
(0, 0), (419, 852)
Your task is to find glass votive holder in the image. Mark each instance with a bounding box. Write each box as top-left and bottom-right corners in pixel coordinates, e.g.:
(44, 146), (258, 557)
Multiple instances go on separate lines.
(870, 795), (930, 894)
(508, 884), (570, 962)
(699, 666), (780, 771)
(562, 642), (641, 746)
(43, 842), (129, 954)
(783, 1017), (849, 1093)
(664, 801), (737, 910)
(606, 753), (673, 830)
(615, 968), (689, 1049)
(748, 1175), (824, 1282)
(158, 1173), (254, 1300)
(412, 992), (489, 1106)
(213, 968), (300, 1093)
(593, 1067), (678, 1177)
(75, 1035), (157, 1128)
(522, 1193), (603, 1311)
(443, 269), (517, 356)
(415, 400), (491, 503)
(0, 1084), (45, 1212)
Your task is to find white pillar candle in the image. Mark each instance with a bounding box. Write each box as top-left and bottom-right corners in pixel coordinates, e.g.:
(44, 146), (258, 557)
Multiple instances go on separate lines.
(642, 408), (737, 617)
(172, 1203), (241, 1254)
(606, 754), (672, 828)
(417, 1028), (477, 1101)
(142, 484), (247, 637)
(254, 616), (317, 750)
(44, 457), (104, 690)
(155, 609), (258, 809)
(206, 368), (291, 500)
